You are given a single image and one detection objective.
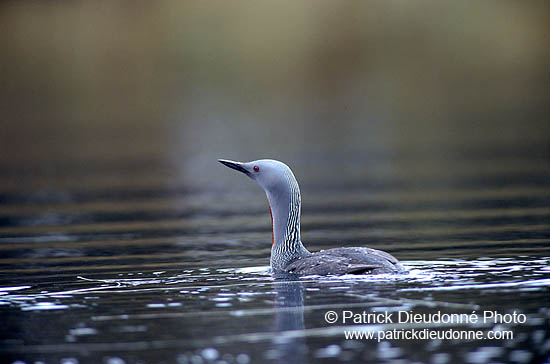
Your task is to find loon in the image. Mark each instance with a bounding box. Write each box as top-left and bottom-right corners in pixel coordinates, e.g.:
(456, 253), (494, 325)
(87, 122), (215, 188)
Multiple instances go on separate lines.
(218, 159), (405, 276)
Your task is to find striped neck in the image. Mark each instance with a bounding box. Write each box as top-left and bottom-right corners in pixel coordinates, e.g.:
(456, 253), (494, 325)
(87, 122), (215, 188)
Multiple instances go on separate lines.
(266, 168), (310, 272)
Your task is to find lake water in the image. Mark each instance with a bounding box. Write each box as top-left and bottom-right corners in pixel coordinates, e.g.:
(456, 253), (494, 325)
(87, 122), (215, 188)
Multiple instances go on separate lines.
(0, 144), (548, 364)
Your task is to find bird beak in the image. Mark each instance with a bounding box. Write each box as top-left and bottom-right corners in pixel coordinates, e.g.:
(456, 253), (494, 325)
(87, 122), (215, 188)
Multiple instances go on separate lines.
(218, 159), (250, 176)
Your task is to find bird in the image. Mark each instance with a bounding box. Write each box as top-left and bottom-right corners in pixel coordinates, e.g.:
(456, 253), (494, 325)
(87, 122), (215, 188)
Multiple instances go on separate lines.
(218, 159), (406, 276)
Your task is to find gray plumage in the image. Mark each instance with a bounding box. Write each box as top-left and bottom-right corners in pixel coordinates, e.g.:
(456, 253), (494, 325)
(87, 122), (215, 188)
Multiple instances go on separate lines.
(219, 158), (405, 276)
(285, 247), (404, 275)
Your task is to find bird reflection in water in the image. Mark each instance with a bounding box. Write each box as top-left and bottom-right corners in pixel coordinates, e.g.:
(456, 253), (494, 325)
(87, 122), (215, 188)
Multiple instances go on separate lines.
(268, 273), (308, 363)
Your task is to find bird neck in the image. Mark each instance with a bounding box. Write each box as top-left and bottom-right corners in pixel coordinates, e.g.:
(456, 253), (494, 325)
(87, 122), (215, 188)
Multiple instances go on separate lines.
(265, 170), (310, 272)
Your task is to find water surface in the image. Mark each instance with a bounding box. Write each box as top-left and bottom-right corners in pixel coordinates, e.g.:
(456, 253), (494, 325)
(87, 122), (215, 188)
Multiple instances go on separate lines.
(1, 146), (549, 364)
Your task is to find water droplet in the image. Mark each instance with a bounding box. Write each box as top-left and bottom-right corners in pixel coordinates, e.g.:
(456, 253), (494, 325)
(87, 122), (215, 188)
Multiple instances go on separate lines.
(60, 358), (79, 364)
(431, 352), (451, 364)
(235, 353), (250, 364)
(201, 348), (218, 360)
(69, 327), (97, 336)
(315, 344), (341, 358)
(105, 357), (125, 364)
(147, 303), (166, 308)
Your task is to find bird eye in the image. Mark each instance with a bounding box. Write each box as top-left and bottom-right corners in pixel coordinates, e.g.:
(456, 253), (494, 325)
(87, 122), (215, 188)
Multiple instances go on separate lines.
(253, 165), (260, 172)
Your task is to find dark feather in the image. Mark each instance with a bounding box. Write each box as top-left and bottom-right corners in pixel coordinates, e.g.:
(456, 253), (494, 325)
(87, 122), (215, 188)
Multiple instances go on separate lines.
(285, 247), (405, 276)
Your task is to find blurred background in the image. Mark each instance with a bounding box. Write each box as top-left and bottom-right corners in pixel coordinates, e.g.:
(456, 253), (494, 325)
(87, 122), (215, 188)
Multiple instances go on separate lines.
(0, 0), (548, 193)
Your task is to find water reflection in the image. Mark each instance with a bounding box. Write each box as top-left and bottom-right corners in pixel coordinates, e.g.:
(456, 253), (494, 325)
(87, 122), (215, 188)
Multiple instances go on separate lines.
(269, 275), (307, 363)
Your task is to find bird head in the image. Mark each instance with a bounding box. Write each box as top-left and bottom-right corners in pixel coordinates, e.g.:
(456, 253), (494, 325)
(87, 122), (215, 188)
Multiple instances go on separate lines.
(218, 159), (295, 193)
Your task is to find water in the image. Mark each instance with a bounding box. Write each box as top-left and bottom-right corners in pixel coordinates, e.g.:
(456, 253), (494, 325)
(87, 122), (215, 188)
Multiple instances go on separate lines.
(0, 146), (549, 364)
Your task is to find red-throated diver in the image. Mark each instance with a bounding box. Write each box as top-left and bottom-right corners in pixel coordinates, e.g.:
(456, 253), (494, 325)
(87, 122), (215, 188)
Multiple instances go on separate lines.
(218, 159), (405, 276)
